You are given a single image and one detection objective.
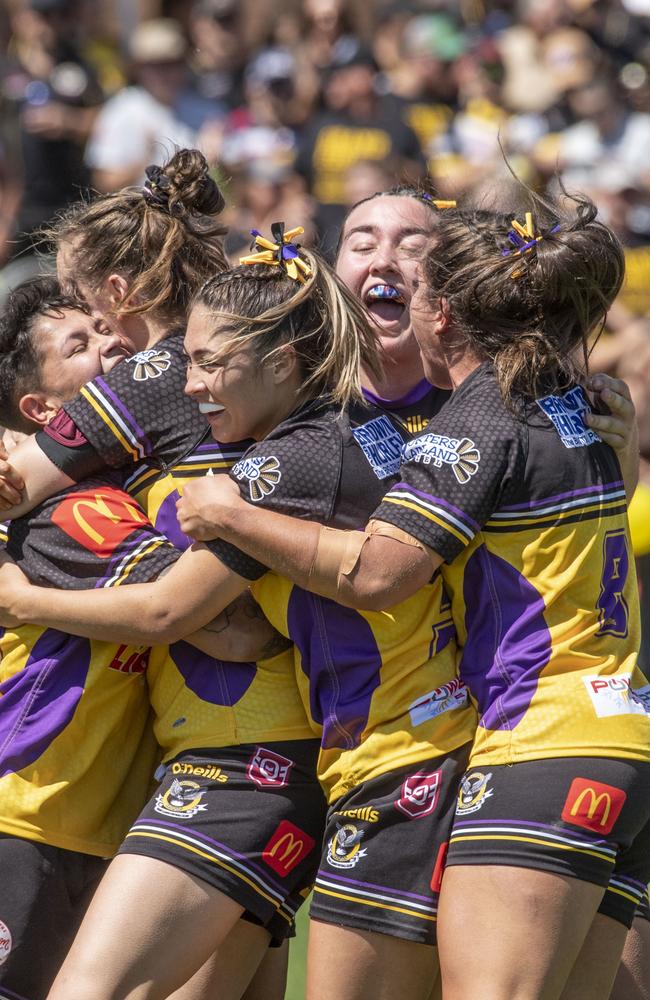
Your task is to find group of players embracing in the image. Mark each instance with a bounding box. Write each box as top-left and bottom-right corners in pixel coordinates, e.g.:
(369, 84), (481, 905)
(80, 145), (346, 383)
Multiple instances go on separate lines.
(0, 147), (648, 1000)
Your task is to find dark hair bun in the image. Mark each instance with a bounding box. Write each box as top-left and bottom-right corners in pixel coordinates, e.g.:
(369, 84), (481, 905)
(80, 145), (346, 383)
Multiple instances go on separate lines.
(163, 148), (226, 217)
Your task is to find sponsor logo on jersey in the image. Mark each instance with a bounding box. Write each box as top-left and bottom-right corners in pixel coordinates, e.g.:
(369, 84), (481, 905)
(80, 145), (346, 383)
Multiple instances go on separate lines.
(126, 348), (173, 381)
(247, 747), (294, 788)
(352, 415), (404, 479)
(396, 770), (442, 819)
(402, 434), (480, 484)
(583, 673), (650, 718)
(0, 919), (12, 965)
(456, 771), (493, 815)
(232, 455), (282, 502)
(171, 761), (228, 783)
(327, 823), (368, 869)
(334, 806), (380, 823)
(262, 820), (316, 877)
(536, 386), (600, 449)
(52, 487), (148, 556)
(154, 779), (208, 819)
(108, 644), (149, 674)
(409, 678), (469, 727)
(561, 778), (626, 835)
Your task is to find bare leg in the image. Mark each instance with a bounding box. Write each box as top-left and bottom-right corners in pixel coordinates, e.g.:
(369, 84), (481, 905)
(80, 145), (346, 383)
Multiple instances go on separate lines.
(559, 912), (627, 1000)
(306, 921), (438, 1000)
(610, 916), (650, 1000)
(438, 866), (605, 1000)
(168, 921), (274, 1000)
(241, 941), (289, 1000)
(47, 855), (245, 1000)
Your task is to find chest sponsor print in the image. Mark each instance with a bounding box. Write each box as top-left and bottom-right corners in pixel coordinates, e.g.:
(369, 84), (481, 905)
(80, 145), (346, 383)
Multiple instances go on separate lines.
(232, 456), (281, 502)
(409, 678), (469, 727)
(583, 673), (650, 718)
(352, 415), (405, 479)
(402, 434), (480, 484)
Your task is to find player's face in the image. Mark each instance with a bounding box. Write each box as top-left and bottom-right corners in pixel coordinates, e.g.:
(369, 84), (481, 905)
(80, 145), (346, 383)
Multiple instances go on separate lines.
(336, 196), (433, 364)
(184, 303), (287, 443)
(56, 241), (131, 344)
(37, 309), (130, 404)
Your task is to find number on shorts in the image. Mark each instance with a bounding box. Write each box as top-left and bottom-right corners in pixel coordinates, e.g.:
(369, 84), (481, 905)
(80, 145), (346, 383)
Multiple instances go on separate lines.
(596, 529), (630, 638)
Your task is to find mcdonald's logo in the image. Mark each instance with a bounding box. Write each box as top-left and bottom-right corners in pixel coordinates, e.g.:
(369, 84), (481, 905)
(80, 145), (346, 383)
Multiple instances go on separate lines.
(561, 778), (626, 835)
(262, 820), (315, 877)
(52, 486), (148, 556)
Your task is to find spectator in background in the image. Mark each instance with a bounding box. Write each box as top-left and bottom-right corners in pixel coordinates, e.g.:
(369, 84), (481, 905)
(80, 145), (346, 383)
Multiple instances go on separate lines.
(85, 17), (222, 191)
(188, 0), (244, 110)
(0, 0), (102, 266)
(296, 39), (425, 255)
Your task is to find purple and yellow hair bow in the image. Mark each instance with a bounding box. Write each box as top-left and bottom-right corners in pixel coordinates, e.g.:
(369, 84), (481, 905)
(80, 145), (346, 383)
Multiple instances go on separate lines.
(240, 222), (312, 284)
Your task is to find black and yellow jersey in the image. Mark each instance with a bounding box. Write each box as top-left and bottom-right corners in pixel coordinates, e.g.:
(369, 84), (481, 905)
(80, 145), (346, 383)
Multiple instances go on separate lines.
(374, 364), (650, 767)
(0, 474), (178, 856)
(361, 379), (450, 437)
(208, 399), (476, 802)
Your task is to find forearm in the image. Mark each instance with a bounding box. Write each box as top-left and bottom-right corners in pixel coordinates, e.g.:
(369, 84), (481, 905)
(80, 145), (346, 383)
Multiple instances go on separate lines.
(0, 436), (74, 518)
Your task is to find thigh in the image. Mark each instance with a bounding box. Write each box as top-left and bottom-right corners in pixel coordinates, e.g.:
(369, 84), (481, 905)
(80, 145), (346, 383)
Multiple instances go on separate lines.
(559, 912), (627, 1000)
(168, 920), (274, 1000)
(122, 741), (326, 942)
(610, 909), (650, 1000)
(310, 747), (469, 948)
(48, 854), (245, 1000)
(438, 864), (604, 1000)
(0, 835), (104, 1000)
(307, 922), (439, 1000)
(240, 940), (289, 1000)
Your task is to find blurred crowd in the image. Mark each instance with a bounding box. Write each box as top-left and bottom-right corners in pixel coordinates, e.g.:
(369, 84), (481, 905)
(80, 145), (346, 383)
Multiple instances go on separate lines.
(0, 0), (649, 635)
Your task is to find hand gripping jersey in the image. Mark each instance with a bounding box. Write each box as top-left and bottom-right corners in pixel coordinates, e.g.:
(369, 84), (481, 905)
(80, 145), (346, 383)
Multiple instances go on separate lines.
(32, 334), (314, 758)
(374, 364), (650, 767)
(208, 400), (477, 802)
(0, 474), (178, 856)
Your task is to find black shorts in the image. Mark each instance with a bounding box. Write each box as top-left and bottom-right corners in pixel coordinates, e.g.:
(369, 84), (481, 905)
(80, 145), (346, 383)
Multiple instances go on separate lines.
(446, 757), (650, 928)
(0, 834), (106, 1000)
(309, 745), (471, 946)
(635, 888), (650, 923)
(118, 740), (326, 944)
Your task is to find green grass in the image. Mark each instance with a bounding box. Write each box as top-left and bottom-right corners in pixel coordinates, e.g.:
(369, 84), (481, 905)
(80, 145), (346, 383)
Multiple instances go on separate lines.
(285, 898), (309, 1000)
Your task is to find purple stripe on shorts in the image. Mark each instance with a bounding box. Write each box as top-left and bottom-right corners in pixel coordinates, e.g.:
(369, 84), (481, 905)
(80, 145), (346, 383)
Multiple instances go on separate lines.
(317, 869), (434, 903)
(129, 817), (289, 897)
(452, 818), (612, 847)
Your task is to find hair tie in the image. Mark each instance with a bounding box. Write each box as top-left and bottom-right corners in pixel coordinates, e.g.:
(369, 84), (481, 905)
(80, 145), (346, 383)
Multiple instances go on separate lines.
(239, 222), (312, 283)
(502, 213), (561, 278)
(142, 164), (174, 210)
(419, 192), (457, 209)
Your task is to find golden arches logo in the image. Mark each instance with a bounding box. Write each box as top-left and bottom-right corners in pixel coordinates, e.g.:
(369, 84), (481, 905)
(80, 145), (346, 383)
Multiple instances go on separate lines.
(569, 788), (612, 828)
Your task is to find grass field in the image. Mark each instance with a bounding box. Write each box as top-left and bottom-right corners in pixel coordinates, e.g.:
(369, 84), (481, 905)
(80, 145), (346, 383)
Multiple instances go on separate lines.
(285, 900), (309, 1000)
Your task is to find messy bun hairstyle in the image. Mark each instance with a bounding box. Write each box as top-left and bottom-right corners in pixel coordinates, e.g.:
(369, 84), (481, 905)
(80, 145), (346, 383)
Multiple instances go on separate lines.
(47, 148), (228, 320)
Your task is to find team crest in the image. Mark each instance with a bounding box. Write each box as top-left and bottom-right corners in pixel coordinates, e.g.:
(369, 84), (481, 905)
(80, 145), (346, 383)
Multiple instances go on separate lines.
(126, 348), (172, 381)
(327, 823), (367, 869)
(456, 771), (493, 816)
(396, 771), (441, 819)
(232, 455), (281, 502)
(403, 434), (480, 484)
(154, 778), (208, 819)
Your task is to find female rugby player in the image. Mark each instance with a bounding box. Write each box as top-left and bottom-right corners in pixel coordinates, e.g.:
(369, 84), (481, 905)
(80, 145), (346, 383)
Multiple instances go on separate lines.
(169, 196), (650, 1000)
(0, 232), (478, 1000)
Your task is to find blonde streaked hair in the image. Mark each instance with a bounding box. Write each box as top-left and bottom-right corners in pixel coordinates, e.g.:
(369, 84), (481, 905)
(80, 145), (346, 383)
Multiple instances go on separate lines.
(193, 248), (383, 408)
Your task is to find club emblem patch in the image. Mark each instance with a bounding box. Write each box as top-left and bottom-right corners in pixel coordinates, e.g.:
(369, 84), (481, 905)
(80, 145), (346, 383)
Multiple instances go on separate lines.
(403, 434), (480, 484)
(327, 823), (367, 869)
(232, 455), (281, 502)
(126, 349), (172, 381)
(456, 771), (493, 815)
(154, 778), (208, 819)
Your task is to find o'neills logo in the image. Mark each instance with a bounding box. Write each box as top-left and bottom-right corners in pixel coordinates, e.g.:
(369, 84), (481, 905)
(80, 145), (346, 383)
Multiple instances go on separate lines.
(171, 761), (228, 783)
(335, 807), (379, 823)
(561, 778), (627, 836)
(262, 820), (315, 877)
(0, 919), (12, 965)
(402, 434), (480, 484)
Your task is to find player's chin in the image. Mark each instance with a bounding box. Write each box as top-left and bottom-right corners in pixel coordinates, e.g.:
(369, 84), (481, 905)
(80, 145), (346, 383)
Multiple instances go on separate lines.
(102, 352), (129, 374)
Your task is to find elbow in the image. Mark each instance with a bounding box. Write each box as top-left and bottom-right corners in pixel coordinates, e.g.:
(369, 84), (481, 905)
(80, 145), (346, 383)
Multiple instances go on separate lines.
(340, 573), (398, 613)
(137, 602), (193, 645)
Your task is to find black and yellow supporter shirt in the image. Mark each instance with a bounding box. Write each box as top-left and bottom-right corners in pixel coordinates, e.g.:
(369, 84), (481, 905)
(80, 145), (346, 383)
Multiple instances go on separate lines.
(208, 400), (476, 802)
(0, 474), (178, 856)
(374, 364), (650, 767)
(36, 333), (209, 477)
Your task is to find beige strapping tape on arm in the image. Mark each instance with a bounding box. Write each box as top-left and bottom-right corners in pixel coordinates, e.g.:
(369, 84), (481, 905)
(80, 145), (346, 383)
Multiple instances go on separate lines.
(308, 520), (436, 597)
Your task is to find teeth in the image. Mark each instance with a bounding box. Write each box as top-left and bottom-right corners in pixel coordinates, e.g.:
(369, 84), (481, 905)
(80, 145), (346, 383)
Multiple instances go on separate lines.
(199, 402), (225, 414)
(367, 285), (403, 302)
